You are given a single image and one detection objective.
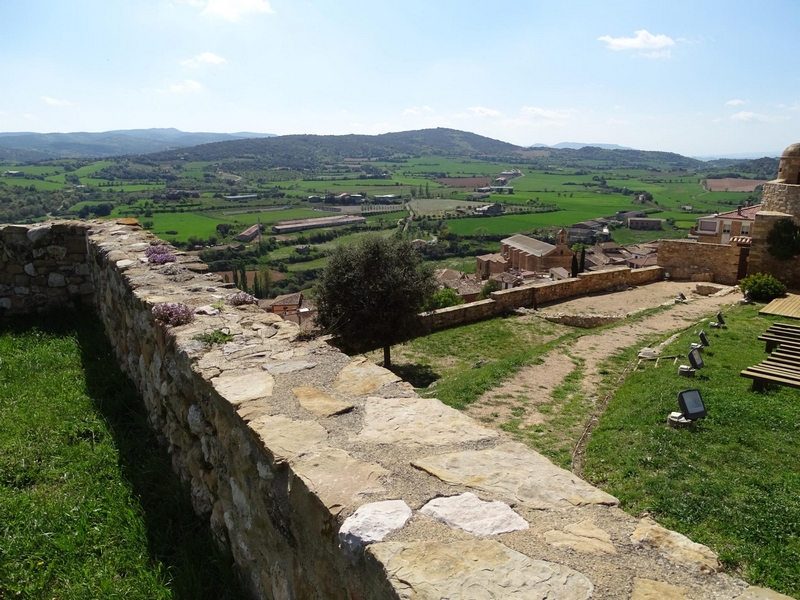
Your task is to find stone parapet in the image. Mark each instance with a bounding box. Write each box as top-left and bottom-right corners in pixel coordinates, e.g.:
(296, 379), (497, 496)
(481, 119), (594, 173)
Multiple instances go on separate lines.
(0, 219), (789, 599)
(747, 210), (800, 287)
(420, 266), (663, 332)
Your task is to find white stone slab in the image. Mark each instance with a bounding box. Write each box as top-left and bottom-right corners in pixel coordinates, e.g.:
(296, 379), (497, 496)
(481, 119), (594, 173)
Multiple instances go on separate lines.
(420, 492), (528, 536)
(339, 500), (412, 554)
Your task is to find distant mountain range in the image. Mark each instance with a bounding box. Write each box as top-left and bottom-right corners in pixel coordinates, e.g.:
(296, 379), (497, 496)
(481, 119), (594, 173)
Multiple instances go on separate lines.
(692, 151), (782, 160)
(0, 128), (275, 161)
(529, 142), (636, 151)
(0, 126), (780, 179)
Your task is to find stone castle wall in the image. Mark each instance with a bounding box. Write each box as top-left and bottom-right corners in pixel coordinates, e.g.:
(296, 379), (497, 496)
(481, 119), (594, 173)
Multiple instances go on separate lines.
(747, 182), (800, 288)
(420, 266), (663, 332)
(0, 219), (786, 600)
(760, 181), (800, 215)
(0, 222), (94, 316)
(658, 240), (741, 285)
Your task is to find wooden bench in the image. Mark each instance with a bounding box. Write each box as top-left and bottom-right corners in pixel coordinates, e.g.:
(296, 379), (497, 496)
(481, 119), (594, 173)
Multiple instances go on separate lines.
(741, 363), (800, 391)
(758, 327), (800, 351)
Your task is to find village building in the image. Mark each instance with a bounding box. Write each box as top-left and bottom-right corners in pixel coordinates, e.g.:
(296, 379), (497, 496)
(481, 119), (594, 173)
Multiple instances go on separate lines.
(474, 203), (503, 216)
(3, 170), (24, 177)
(500, 230), (574, 272)
(235, 223), (261, 242)
(628, 217), (664, 230)
(223, 194), (258, 201)
(692, 204), (761, 245)
(434, 268), (483, 302)
(272, 214), (366, 234)
(475, 253), (508, 278)
(260, 292), (303, 314)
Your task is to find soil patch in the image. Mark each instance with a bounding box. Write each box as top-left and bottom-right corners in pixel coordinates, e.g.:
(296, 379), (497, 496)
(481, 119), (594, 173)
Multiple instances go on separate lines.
(705, 178), (767, 192)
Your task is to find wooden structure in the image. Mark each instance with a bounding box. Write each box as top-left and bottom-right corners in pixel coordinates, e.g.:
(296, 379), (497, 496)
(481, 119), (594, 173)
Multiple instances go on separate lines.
(741, 322), (800, 390)
(760, 294), (800, 320)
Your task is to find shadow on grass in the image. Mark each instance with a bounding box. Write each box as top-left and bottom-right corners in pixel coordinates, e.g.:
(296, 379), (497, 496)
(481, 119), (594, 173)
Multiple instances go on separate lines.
(387, 362), (440, 388)
(2, 312), (245, 600)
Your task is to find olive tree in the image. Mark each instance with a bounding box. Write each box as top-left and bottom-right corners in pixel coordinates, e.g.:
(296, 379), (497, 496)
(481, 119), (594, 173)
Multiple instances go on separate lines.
(314, 234), (436, 367)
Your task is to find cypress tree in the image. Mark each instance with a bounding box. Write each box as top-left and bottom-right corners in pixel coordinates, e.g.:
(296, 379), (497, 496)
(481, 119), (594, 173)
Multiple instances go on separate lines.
(579, 248), (586, 273)
(571, 254), (579, 277)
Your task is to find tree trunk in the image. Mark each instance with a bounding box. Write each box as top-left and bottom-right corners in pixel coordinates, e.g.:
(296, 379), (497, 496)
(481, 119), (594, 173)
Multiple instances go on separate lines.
(383, 345), (391, 369)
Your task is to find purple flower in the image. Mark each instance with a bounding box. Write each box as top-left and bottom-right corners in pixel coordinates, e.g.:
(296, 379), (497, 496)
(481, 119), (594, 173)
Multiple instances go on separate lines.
(145, 245), (177, 264)
(226, 291), (258, 306)
(152, 302), (195, 326)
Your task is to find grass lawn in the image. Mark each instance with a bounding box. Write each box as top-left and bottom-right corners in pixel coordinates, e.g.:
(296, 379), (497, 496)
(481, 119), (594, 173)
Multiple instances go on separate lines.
(375, 315), (571, 399)
(583, 304), (800, 597)
(0, 313), (242, 599)
(610, 227), (690, 245)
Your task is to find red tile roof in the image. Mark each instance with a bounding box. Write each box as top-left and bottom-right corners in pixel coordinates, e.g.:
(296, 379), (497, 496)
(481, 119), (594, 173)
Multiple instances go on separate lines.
(709, 204), (762, 221)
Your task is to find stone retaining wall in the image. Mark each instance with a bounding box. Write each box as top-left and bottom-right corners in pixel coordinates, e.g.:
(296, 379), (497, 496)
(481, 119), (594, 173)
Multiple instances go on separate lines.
(0, 219), (788, 600)
(420, 266), (663, 332)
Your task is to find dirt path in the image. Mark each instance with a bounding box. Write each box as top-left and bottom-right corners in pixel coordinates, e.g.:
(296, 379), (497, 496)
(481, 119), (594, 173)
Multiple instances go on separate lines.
(466, 281), (738, 471)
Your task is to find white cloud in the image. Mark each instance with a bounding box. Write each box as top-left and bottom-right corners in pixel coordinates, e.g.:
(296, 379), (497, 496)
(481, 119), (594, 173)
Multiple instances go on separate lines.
(181, 52), (226, 67)
(779, 101), (800, 111)
(23, 114), (37, 121)
(730, 111), (780, 123)
(402, 106), (434, 116)
(187, 0), (275, 21)
(725, 99), (746, 106)
(520, 106), (576, 122)
(598, 30), (675, 57)
(456, 106), (502, 118)
(167, 79), (204, 94)
(41, 96), (73, 107)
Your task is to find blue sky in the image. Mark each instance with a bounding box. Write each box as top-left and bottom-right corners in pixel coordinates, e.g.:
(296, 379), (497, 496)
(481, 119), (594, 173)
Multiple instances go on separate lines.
(2, 0), (799, 155)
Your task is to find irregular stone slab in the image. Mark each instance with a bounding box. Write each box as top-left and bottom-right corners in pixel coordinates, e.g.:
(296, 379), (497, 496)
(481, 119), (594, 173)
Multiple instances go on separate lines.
(211, 370), (275, 406)
(736, 587), (797, 600)
(236, 400), (272, 423)
(249, 414), (327, 464)
(630, 518), (722, 574)
(262, 360), (317, 375)
(631, 578), (686, 600)
(413, 442), (619, 510)
(339, 500), (412, 554)
(356, 396), (498, 447)
(333, 356), (400, 396)
(420, 492), (528, 536)
(292, 386), (354, 418)
(544, 520), (617, 555)
(292, 448), (388, 516)
(369, 540), (593, 600)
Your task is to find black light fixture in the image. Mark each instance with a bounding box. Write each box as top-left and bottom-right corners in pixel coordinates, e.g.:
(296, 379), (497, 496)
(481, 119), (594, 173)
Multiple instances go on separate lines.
(688, 348), (704, 369)
(678, 389), (707, 420)
(716, 311), (725, 325)
(699, 330), (710, 347)
(678, 292), (686, 301)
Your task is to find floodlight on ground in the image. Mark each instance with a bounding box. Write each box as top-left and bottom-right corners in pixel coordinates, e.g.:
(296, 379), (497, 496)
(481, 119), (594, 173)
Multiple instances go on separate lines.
(716, 311), (725, 325)
(699, 330), (710, 347)
(688, 348), (704, 369)
(677, 389), (707, 420)
(678, 292), (686, 301)
(690, 342), (704, 353)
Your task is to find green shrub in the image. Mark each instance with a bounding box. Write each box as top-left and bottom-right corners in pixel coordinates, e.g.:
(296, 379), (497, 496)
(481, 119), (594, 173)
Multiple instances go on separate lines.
(766, 217), (800, 260)
(739, 272), (787, 301)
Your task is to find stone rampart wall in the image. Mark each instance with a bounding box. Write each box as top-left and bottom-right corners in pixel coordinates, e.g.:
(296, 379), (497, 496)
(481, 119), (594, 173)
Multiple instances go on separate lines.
(0, 220), (784, 600)
(0, 222), (93, 316)
(658, 240), (741, 285)
(420, 266), (663, 332)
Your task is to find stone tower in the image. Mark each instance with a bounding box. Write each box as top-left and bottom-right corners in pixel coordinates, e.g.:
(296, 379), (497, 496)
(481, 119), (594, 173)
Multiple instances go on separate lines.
(556, 228), (569, 247)
(747, 143), (800, 287)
